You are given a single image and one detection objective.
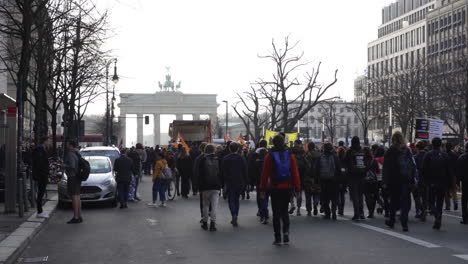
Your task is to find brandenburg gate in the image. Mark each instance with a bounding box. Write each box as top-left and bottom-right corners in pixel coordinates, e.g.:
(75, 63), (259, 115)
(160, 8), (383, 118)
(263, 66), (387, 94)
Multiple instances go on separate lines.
(118, 72), (218, 146)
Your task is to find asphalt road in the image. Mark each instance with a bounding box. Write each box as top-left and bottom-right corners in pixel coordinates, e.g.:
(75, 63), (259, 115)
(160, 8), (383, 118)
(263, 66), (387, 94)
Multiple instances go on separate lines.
(18, 175), (468, 264)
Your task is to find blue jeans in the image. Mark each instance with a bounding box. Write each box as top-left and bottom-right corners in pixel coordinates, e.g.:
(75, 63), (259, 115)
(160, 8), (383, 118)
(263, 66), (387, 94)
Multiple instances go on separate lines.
(152, 178), (167, 202)
(134, 173), (141, 199)
(260, 191), (270, 219)
(117, 182), (130, 206)
(227, 188), (242, 217)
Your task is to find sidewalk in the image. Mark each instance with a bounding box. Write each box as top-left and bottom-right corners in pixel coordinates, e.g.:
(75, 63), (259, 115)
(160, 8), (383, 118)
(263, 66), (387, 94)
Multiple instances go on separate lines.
(0, 186), (58, 264)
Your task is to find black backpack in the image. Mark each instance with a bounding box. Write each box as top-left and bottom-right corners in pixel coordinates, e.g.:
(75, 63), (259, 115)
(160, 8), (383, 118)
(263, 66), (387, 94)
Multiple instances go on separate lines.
(203, 154), (220, 186)
(76, 154), (91, 181)
(319, 154), (336, 180)
(399, 148), (417, 184)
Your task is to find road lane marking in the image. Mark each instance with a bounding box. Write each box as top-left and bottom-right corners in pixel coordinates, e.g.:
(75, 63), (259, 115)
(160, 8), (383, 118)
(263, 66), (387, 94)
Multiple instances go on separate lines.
(353, 223), (441, 248)
(444, 213), (463, 219)
(146, 218), (158, 226)
(454, 255), (468, 261)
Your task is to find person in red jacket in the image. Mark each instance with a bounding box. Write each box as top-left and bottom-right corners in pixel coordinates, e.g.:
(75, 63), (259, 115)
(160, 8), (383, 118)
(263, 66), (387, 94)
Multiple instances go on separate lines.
(260, 135), (301, 246)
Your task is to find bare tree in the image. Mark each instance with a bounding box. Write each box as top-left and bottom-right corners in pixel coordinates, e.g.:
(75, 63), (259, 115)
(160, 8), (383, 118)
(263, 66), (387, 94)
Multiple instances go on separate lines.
(232, 86), (270, 142)
(317, 100), (341, 144)
(349, 81), (375, 145)
(258, 36), (338, 132)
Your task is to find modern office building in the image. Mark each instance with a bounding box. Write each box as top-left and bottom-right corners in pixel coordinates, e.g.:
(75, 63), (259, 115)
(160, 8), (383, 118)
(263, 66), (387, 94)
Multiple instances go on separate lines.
(366, 0), (436, 141)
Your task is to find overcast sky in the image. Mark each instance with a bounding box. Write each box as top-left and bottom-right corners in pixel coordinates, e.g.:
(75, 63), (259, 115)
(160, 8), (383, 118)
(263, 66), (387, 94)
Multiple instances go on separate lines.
(91, 0), (396, 117)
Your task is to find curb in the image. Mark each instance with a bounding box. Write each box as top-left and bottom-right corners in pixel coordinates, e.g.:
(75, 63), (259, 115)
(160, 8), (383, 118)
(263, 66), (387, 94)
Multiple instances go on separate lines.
(0, 194), (58, 264)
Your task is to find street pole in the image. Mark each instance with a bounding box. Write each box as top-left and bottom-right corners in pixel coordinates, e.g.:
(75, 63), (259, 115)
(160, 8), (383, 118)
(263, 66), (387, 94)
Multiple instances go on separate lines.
(223, 100), (228, 142)
(389, 106), (393, 145)
(322, 117), (325, 143)
(105, 59), (118, 146)
(105, 65), (109, 146)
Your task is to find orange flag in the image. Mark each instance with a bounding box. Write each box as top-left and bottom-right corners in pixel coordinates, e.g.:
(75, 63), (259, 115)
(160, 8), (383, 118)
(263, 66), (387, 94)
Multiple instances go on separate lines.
(237, 136), (248, 149)
(178, 134), (191, 152)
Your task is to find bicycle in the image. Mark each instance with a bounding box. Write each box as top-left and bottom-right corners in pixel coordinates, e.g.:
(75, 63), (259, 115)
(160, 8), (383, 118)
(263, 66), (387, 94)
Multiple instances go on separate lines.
(165, 168), (178, 201)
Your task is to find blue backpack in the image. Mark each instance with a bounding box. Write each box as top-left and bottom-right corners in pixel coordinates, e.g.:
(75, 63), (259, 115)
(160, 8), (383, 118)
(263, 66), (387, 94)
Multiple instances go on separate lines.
(272, 151), (292, 182)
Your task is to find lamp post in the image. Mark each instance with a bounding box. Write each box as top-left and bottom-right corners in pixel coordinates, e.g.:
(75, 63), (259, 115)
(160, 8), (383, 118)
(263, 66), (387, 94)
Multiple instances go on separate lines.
(388, 106), (393, 145)
(105, 58), (119, 146)
(222, 100), (228, 142)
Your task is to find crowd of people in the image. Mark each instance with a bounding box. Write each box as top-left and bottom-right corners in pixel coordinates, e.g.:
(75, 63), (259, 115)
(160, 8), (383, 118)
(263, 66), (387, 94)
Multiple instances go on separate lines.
(31, 132), (468, 245)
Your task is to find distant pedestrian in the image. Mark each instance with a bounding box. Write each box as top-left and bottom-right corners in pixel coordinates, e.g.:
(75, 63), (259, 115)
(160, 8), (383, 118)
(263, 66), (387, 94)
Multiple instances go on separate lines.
(196, 144), (222, 232)
(304, 142), (321, 216)
(114, 148), (134, 209)
(32, 136), (51, 218)
(148, 152), (168, 207)
(445, 143), (459, 211)
(222, 142), (248, 227)
(346, 136), (372, 221)
(315, 142), (341, 220)
(457, 142), (468, 224)
(414, 141), (428, 221)
(383, 132), (417, 232)
(128, 147), (141, 202)
(63, 140), (83, 224)
(177, 147), (193, 198)
(260, 135), (301, 245)
(422, 137), (450, 230)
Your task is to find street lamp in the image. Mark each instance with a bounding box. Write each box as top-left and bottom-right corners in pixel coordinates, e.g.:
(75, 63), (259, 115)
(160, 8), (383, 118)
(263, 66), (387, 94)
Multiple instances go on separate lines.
(222, 100), (228, 142)
(106, 58), (118, 146)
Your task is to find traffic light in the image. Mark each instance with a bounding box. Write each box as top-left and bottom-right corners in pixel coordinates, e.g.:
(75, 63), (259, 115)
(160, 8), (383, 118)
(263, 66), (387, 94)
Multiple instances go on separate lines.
(145, 116), (149, 125)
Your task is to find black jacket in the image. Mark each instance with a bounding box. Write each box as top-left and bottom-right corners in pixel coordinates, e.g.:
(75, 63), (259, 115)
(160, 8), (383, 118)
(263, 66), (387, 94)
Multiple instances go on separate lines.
(222, 153), (248, 191)
(345, 146), (372, 178)
(128, 150), (141, 175)
(114, 155), (134, 183)
(457, 152), (468, 185)
(32, 144), (49, 182)
(383, 146), (415, 186)
(177, 156), (193, 179)
(422, 149), (450, 188)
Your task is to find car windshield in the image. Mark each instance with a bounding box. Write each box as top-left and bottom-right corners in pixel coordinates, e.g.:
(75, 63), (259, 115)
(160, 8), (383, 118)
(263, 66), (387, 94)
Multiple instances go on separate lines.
(88, 159), (111, 174)
(81, 150), (119, 164)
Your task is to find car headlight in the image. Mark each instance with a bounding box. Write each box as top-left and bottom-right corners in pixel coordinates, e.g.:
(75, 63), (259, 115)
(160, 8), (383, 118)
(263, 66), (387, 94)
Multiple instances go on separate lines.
(102, 179), (113, 186)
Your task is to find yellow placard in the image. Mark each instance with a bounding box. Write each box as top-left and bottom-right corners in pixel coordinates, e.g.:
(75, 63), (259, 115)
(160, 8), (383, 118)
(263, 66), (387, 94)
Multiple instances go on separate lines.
(265, 130), (298, 148)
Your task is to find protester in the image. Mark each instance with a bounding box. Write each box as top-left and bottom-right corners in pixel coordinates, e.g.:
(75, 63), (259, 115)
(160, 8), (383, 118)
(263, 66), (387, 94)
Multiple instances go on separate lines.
(422, 137), (450, 230)
(196, 144), (222, 232)
(222, 142), (248, 227)
(383, 132), (416, 232)
(255, 148), (269, 224)
(193, 142), (208, 219)
(363, 147), (379, 218)
(304, 142), (322, 216)
(148, 152), (168, 207)
(260, 135), (301, 245)
(374, 147), (387, 216)
(445, 142), (459, 211)
(291, 139), (307, 216)
(346, 136), (372, 221)
(177, 147), (193, 198)
(63, 140), (83, 224)
(336, 146), (348, 216)
(127, 147), (141, 202)
(414, 140), (428, 221)
(457, 142), (468, 224)
(114, 148), (134, 209)
(315, 142), (341, 220)
(32, 136), (50, 218)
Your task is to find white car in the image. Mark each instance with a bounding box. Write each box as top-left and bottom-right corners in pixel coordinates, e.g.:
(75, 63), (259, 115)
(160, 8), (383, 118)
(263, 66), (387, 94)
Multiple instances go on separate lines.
(58, 156), (117, 208)
(80, 146), (120, 165)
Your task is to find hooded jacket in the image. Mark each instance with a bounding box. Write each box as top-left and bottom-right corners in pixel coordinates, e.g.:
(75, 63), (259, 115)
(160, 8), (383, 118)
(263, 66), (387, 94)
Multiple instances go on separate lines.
(114, 154), (134, 183)
(222, 153), (248, 191)
(345, 137), (372, 178)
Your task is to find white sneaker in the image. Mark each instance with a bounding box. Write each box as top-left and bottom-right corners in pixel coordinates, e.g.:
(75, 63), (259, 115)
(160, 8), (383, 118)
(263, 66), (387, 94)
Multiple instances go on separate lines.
(36, 212), (49, 218)
(147, 202), (156, 207)
(159, 202), (166, 208)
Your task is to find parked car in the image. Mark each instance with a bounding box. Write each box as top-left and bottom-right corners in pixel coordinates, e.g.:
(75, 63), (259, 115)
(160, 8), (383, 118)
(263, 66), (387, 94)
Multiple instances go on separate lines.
(58, 156), (117, 208)
(80, 146), (120, 165)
